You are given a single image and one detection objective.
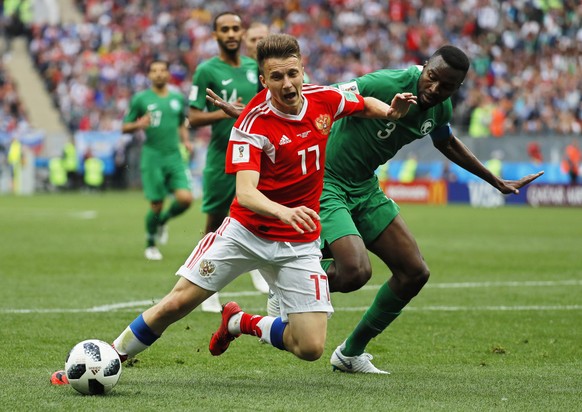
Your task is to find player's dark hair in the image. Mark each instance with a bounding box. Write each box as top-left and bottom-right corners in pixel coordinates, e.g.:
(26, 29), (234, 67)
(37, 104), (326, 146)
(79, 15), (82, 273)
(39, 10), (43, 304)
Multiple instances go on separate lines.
(431, 45), (470, 73)
(256, 34), (301, 70)
(213, 11), (241, 31)
(147, 60), (169, 72)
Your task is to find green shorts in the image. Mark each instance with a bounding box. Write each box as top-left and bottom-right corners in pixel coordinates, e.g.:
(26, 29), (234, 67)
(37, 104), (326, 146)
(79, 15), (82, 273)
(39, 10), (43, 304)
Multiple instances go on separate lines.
(201, 165), (236, 214)
(141, 150), (191, 202)
(320, 177), (400, 247)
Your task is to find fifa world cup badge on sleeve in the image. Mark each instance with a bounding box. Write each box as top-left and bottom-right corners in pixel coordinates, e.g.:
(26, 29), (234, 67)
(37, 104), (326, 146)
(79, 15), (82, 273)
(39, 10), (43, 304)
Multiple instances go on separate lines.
(232, 144), (250, 163)
(338, 81), (359, 94)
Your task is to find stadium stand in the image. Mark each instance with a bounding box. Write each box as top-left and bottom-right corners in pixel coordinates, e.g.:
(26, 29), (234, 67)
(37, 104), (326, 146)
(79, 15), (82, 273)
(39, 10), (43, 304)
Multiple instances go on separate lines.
(25, 0), (582, 138)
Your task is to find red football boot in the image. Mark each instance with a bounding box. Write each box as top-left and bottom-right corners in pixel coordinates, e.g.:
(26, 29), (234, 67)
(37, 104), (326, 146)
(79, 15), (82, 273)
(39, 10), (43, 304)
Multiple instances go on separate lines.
(50, 370), (69, 385)
(208, 301), (242, 356)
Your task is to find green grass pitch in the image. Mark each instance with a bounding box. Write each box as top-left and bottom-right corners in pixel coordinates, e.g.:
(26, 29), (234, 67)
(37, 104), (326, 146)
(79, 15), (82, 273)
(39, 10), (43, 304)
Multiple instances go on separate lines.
(1, 191), (581, 411)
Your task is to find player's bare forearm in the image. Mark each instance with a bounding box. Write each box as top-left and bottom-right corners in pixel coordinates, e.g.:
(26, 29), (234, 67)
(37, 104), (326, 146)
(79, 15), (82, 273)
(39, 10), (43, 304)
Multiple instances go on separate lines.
(436, 135), (544, 194)
(122, 123), (138, 133)
(235, 171), (318, 234)
(179, 125), (192, 153)
(235, 170), (282, 219)
(437, 135), (500, 186)
(359, 93), (417, 120)
(122, 114), (150, 133)
(188, 106), (230, 128)
(206, 88), (244, 119)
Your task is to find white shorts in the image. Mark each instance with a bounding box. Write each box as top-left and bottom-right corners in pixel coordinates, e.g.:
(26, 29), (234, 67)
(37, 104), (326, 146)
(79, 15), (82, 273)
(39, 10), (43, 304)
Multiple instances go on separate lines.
(176, 217), (333, 322)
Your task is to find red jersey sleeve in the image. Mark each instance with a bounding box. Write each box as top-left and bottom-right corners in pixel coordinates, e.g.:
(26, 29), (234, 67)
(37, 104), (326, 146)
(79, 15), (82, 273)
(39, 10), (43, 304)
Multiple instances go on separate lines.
(225, 129), (263, 175)
(327, 86), (366, 119)
(225, 89), (269, 175)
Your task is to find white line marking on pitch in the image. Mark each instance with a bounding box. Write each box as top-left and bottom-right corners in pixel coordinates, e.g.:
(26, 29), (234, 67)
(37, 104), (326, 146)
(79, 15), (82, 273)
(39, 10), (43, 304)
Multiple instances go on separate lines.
(339, 305), (582, 312)
(1, 279), (581, 314)
(420, 279), (582, 289)
(4, 304), (582, 314)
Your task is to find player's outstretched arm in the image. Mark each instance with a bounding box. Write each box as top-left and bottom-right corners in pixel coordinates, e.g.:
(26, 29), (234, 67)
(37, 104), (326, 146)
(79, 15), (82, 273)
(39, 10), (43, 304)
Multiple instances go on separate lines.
(359, 93), (417, 120)
(435, 134), (544, 194)
(206, 88), (244, 119)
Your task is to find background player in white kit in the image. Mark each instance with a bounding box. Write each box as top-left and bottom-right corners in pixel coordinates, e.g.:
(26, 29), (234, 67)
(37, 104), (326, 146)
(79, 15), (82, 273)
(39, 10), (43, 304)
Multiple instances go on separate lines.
(85, 34), (415, 365)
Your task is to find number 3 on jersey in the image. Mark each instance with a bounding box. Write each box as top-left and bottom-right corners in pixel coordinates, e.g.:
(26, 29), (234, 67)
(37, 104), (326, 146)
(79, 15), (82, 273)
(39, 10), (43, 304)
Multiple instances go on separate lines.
(298, 145), (321, 175)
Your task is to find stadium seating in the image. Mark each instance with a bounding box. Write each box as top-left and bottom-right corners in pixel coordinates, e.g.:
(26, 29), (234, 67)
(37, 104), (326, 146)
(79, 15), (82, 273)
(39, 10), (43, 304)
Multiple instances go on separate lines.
(25, 1), (582, 138)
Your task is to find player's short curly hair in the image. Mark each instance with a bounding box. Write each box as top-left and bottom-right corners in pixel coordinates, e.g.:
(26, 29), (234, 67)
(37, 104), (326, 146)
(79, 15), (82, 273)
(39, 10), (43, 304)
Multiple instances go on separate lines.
(431, 45), (470, 73)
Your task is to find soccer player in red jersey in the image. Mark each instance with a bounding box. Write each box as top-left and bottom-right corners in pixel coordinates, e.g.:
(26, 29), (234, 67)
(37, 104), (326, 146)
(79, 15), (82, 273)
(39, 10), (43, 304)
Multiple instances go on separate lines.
(51, 34), (415, 375)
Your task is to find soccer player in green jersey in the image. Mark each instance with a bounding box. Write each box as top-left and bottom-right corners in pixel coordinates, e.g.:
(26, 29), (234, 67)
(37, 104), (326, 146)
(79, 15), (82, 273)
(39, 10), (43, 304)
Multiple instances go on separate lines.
(188, 12), (269, 309)
(323, 45), (543, 373)
(188, 12), (258, 235)
(123, 60), (193, 261)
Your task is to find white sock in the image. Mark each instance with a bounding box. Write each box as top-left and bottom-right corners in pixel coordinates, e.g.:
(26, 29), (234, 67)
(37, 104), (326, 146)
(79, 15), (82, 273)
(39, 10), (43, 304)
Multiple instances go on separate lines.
(256, 317), (276, 344)
(227, 312), (243, 334)
(113, 326), (150, 358)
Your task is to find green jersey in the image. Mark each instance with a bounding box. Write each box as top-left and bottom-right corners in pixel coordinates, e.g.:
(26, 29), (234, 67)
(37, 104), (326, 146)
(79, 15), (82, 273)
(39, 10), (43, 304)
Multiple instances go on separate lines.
(326, 66), (453, 188)
(189, 56), (259, 161)
(124, 88), (186, 155)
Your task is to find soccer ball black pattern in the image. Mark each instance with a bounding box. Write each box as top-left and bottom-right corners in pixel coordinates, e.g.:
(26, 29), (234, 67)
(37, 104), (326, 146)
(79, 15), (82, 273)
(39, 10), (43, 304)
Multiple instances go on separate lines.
(65, 339), (122, 395)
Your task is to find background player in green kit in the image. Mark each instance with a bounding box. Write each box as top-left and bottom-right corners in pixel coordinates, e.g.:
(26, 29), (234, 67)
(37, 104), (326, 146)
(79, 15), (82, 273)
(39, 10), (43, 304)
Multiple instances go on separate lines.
(188, 11), (269, 309)
(188, 11), (258, 235)
(123, 60), (193, 261)
(323, 45), (543, 373)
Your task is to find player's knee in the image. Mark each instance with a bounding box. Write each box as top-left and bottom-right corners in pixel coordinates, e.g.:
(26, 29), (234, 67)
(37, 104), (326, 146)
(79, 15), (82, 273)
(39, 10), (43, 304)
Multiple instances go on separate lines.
(295, 340), (325, 361)
(177, 193), (193, 208)
(334, 261), (371, 293)
(181, 197), (193, 208)
(402, 263), (430, 296)
(414, 263), (430, 288)
(286, 314), (327, 361)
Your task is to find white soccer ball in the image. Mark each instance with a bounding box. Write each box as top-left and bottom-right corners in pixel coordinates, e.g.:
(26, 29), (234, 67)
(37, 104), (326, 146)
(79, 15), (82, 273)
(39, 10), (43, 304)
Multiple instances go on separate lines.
(65, 339), (122, 395)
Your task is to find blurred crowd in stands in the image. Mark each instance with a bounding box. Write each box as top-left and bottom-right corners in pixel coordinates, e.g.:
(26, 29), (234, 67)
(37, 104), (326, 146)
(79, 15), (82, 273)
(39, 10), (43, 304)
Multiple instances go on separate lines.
(0, 60), (30, 136)
(4, 0), (582, 139)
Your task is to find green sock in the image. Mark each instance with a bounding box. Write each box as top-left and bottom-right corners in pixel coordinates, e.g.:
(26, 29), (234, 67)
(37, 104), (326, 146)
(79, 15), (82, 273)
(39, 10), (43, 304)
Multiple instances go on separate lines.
(145, 210), (161, 247)
(159, 199), (189, 225)
(343, 282), (409, 356)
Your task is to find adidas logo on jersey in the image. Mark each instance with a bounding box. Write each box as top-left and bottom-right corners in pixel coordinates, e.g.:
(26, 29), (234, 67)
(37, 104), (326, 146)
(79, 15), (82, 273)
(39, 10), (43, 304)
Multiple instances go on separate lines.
(279, 135), (292, 145)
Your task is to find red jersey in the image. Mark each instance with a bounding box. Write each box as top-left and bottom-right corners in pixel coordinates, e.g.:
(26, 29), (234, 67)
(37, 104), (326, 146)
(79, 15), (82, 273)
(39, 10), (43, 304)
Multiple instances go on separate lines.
(225, 84), (365, 242)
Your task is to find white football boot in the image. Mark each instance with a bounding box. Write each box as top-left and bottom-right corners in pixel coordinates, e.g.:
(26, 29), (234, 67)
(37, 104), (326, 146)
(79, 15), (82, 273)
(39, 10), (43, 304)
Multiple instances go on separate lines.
(144, 246), (163, 261)
(330, 341), (390, 374)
